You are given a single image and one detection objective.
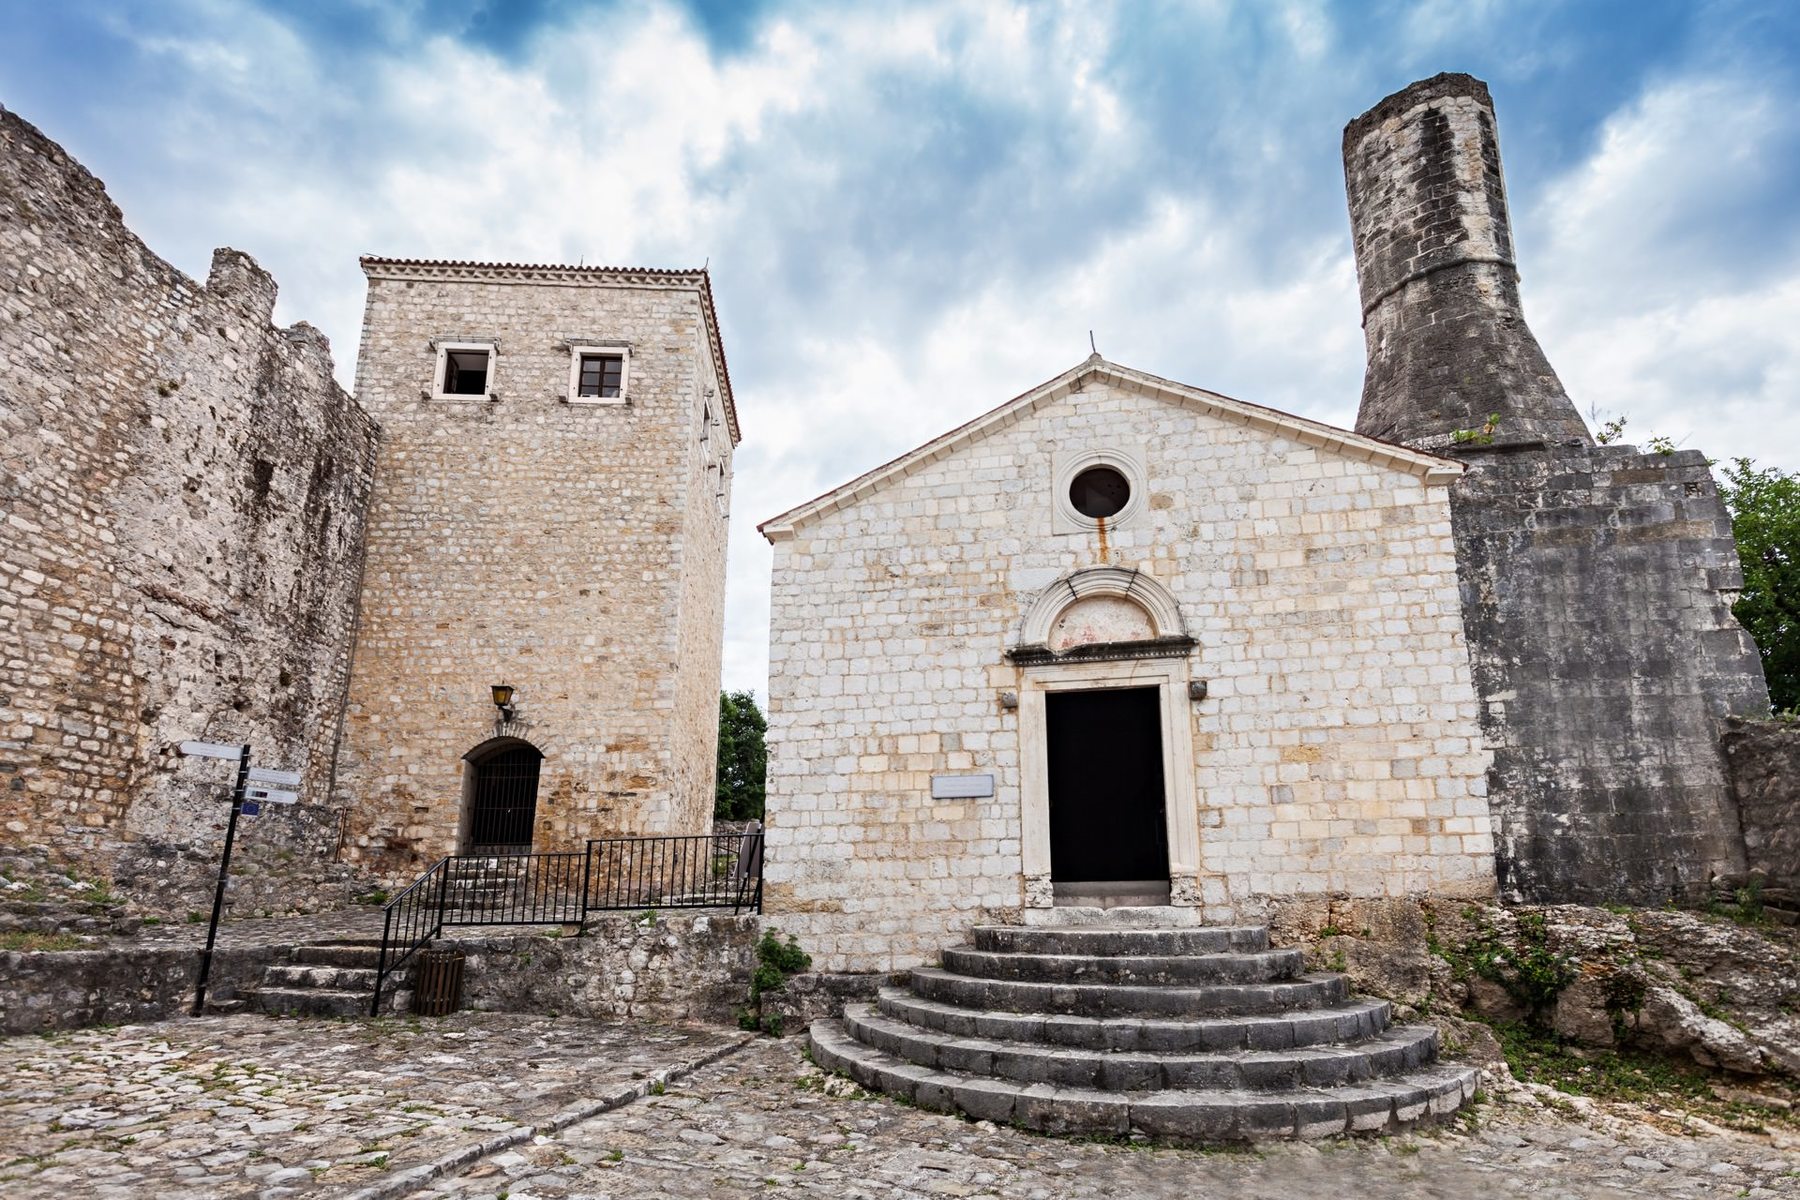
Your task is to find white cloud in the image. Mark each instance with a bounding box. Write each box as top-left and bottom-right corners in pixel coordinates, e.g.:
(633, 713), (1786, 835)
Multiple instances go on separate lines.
(54, 1), (1800, 700)
(1528, 74), (1800, 466)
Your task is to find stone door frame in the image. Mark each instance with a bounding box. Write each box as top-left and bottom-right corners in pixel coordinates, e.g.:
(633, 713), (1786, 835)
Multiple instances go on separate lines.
(1017, 656), (1201, 910)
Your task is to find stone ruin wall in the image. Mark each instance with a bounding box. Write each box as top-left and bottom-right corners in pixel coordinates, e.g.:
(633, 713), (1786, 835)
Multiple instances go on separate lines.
(1451, 446), (1768, 903)
(1344, 75), (1772, 905)
(0, 107), (379, 914)
(1720, 718), (1800, 912)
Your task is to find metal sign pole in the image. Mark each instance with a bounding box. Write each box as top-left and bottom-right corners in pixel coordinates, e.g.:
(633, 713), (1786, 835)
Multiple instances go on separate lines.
(192, 743), (251, 1017)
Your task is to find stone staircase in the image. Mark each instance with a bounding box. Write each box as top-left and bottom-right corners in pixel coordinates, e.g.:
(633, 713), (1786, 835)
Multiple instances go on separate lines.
(808, 913), (1481, 1142)
(253, 940), (406, 1017)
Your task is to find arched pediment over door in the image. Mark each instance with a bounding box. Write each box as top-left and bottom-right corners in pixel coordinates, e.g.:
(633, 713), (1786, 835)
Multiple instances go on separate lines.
(1010, 567), (1194, 665)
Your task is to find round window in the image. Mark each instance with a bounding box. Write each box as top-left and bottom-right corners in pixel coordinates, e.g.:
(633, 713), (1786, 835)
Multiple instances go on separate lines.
(1068, 465), (1132, 519)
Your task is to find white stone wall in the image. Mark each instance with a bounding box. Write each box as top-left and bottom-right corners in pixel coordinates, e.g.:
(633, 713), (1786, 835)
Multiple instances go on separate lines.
(764, 371), (1494, 972)
(336, 263), (733, 875)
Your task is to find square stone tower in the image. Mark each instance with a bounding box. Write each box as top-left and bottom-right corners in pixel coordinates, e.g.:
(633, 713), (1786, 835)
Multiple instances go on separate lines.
(335, 258), (738, 874)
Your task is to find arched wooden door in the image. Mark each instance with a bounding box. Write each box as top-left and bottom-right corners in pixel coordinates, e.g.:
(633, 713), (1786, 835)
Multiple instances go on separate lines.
(462, 740), (542, 856)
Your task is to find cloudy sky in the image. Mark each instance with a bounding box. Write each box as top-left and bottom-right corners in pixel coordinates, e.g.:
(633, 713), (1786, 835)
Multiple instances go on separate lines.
(6, 0), (1798, 695)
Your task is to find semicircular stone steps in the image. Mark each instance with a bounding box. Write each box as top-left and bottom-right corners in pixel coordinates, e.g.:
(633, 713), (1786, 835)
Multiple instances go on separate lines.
(808, 919), (1480, 1142)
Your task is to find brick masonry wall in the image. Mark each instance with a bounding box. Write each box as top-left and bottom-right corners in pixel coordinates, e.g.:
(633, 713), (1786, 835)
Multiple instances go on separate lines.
(764, 371), (1495, 973)
(0, 108), (378, 911)
(1720, 718), (1800, 898)
(335, 264), (732, 876)
(1451, 445), (1769, 904)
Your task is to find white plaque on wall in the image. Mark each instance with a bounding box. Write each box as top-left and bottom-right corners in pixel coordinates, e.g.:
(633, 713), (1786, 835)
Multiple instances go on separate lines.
(931, 773), (995, 799)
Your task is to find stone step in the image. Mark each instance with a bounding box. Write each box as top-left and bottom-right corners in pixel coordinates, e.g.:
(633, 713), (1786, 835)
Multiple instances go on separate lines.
(1020, 905), (1202, 928)
(292, 943), (385, 968)
(263, 964), (377, 991)
(909, 967), (1348, 1018)
(254, 986), (375, 1019)
(842, 1004), (1438, 1092)
(809, 1020), (1478, 1141)
(941, 946), (1304, 986)
(875, 987), (1392, 1053)
(972, 925), (1269, 957)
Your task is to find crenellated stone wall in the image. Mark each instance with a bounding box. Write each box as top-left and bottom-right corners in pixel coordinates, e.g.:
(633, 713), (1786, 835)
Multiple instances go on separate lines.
(0, 107), (379, 912)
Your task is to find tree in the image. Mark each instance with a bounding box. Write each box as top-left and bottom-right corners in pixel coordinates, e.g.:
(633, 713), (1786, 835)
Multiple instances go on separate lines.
(715, 689), (768, 821)
(1719, 457), (1800, 713)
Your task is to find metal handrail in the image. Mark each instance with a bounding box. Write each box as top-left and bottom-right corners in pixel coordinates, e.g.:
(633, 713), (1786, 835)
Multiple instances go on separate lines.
(370, 856), (449, 1016)
(370, 831), (765, 1015)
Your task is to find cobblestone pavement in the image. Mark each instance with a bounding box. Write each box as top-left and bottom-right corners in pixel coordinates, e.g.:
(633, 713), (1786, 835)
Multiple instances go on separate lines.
(4, 1016), (1796, 1199)
(0, 1013), (748, 1197)
(406, 1038), (1800, 1200)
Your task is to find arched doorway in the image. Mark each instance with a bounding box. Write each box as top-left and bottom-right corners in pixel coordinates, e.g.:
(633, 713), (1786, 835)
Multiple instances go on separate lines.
(461, 738), (543, 856)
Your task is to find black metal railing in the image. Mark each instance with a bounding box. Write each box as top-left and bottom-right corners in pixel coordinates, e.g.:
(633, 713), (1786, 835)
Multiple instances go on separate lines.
(586, 832), (765, 912)
(371, 829), (764, 1015)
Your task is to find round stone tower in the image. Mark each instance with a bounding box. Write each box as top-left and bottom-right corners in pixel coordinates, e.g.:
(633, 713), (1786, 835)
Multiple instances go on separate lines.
(1343, 72), (1592, 450)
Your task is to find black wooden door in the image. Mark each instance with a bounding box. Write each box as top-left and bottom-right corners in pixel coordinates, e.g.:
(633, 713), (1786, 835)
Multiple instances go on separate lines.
(1046, 687), (1169, 883)
(465, 745), (541, 855)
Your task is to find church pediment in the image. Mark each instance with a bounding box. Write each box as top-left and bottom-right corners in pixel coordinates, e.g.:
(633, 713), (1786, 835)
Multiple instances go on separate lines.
(759, 355), (1462, 541)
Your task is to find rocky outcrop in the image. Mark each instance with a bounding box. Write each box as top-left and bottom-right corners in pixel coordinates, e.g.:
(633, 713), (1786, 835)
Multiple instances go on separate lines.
(1270, 896), (1800, 1081)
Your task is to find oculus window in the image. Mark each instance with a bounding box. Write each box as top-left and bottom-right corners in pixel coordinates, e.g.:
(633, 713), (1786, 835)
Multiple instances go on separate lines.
(1069, 466), (1131, 518)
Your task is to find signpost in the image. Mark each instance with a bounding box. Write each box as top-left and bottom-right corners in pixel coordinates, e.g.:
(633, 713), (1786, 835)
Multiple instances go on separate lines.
(177, 740), (302, 1016)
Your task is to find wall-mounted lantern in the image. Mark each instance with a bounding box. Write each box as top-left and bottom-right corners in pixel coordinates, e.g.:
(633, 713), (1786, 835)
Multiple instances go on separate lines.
(998, 691), (1019, 710)
(491, 683), (517, 720)
(1188, 680), (1209, 702)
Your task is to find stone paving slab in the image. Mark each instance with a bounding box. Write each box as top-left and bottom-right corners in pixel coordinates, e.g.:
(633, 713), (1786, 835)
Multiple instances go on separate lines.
(0, 1013), (749, 1197)
(111, 910), (391, 950)
(403, 1038), (1800, 1200)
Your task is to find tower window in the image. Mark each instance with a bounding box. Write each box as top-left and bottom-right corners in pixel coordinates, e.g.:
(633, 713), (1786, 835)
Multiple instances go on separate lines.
(577, 353), (624, 398)
(443, 350), (489, 395)
(566, 344), (631, 405)
(431, 341), (497, 400)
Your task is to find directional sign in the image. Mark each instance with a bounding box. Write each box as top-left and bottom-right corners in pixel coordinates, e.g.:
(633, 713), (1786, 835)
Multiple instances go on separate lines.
(180, 741), (247, 760)
(247, 767), (301, 787)
(239, 800), (262, 817)
(243, 787), (298, 805)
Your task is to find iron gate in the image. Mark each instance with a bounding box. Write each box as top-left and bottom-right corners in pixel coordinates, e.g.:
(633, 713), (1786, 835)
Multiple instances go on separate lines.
(464, 744), (541, 855)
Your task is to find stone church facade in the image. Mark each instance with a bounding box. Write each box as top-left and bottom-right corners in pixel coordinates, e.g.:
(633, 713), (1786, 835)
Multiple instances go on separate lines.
(761, 364), (1496, 971)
